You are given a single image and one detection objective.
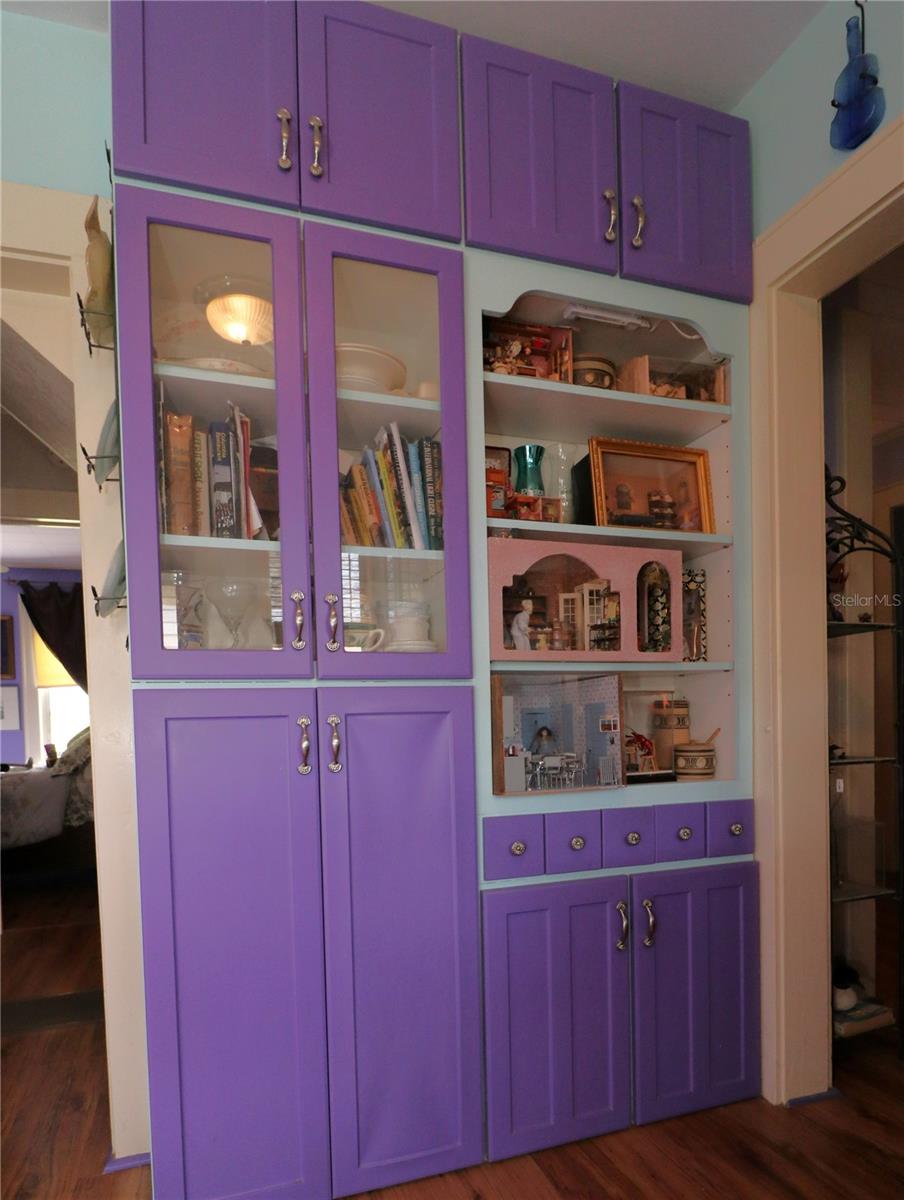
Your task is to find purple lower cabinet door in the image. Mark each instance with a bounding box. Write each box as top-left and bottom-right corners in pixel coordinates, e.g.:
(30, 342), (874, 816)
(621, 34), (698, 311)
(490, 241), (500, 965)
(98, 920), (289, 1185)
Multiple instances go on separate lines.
(132, 688), (330, 1200)
(602, 806), (655, 868)
(632, 863), (760, 1125)
(483, 878), (631, 1160)
(655, 802), (706, 862)
(484, 814), (545, 880)
(707, 798), (755, 856)
(318, 687), (482, 1196)
(544, 810), (603, 874)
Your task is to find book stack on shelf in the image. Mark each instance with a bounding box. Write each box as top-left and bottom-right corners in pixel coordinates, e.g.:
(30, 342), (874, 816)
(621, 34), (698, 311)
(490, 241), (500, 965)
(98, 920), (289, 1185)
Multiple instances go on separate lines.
(159, 386), (276, 542)
(340, 422), (443, 552)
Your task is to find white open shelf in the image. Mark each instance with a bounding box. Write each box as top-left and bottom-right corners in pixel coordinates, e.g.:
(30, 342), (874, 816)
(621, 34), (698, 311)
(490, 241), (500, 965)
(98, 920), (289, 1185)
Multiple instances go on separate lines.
(159, 534), (279, 575)
(341, 544), (444, 561)
(483, 372), (731, 446)
(337, 388), (441, 447)
(491, 660), (733, 674)
(154, 363), (277, 437)
(486, 517), (731, 558)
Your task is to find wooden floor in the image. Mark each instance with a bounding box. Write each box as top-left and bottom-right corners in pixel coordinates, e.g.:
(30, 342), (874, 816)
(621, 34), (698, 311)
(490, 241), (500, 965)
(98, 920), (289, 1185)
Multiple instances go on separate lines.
(3, 886), (904, 1200)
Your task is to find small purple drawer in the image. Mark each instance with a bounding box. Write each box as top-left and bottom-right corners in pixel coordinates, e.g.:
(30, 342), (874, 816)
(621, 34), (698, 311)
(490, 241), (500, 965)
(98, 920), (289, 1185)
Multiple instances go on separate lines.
(706, 799), (754, 857)
(655, 803), (706, 862)
(602, 807), (655, 868)
(544, 810), (603, 874)
(484, 815), (545, 880)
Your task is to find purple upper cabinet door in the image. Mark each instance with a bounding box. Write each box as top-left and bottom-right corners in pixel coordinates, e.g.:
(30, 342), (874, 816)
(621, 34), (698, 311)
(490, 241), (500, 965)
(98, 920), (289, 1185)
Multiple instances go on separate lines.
(112, 2), (300, 206)
(617, 83), (752, 303)
(132, 688), (330, 1200)
(461, 36), (618, 273)
(304, 222), (471, 680)
(632, 863), (760, 1126)
(483, 878), (631, 1161)
(318, 687), (482, 1195)
(297, 2), (460, 240)
(116, 186), (314, 680)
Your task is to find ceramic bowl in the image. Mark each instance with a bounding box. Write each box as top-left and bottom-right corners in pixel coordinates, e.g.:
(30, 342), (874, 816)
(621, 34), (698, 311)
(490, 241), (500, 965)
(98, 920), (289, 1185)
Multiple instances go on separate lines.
(336, 343), (407, 393)
(573, 354), (616, 389)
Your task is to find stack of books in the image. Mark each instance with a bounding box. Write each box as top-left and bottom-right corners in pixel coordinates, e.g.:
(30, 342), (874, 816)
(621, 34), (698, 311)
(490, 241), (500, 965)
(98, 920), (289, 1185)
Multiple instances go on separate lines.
(340, 422), (443, 552)
(832, 1000), (895, 1039)
(158, 386), (268, 541)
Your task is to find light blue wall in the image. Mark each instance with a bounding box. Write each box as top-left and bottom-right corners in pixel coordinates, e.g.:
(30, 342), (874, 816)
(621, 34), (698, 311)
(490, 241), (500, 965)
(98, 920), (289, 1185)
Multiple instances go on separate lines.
(0, 9), (112, 196)
(734, 0), (904, 236)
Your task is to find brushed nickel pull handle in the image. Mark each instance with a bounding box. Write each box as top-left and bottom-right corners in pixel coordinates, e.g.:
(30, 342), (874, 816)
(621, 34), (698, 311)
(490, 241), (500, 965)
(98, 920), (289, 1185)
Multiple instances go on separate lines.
(626, 830), (641, 847)
(642, 898), (656, 947)
(678, 826), (693, 842)
(277, 107), (293, 171)
(297, 716), (312, 774)
(631, 195), (646, 248)
(509, 840), (527, 857)
(570, 835), (586, 851)
(290, 589), (306, 650)
(603, 188), (617, 242)
(309, 116), (324, 177)
(324, 593), (340, 651)
(730, 822), (744, 837)
(327, 714), (342, 773)
(616, 900), (629, 951)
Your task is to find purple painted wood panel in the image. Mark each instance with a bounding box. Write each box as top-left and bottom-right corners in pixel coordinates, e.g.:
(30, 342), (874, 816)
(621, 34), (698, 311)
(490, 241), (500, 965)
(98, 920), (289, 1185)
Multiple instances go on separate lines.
(602, 805), (655, 868)
(632, 863), (760, 1125)
(318, 687), (481, 1195)
(655, 802), (706, 862)
(132, 688), (330, 1200)
(483, 878), (630, 1160)
(462, 36), (617, 273)
(116, 186), (314, 680)
(617, 82), (752, 303)
(304, 222), (471, 680)
(544, 809), (603, 874)
(484, 814), (545, 880)
(707, 798), (755, 857)
(298, 2), (460, 240)
(112, 2), (300, 206)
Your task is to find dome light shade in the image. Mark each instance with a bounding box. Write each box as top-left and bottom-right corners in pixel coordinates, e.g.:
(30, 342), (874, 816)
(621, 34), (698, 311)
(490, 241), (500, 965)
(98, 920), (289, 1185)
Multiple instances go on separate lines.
(204, 292), (273, 346)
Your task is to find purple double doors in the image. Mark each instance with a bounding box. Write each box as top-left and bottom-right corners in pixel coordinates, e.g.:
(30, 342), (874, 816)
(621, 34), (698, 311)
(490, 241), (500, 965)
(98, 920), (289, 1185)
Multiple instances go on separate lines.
(483, 863), (759, 1158)
(134, 685), (481, 1200)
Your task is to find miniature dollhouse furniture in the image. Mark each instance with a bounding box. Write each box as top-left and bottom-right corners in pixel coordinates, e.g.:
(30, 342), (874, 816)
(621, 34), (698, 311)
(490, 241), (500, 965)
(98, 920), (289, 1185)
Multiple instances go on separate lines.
(112, 3), (756, 1198)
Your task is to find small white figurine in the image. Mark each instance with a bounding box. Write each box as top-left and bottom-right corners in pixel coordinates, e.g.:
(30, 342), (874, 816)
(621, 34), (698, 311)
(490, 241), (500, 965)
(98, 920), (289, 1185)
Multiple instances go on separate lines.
(510, 598), (533, 651)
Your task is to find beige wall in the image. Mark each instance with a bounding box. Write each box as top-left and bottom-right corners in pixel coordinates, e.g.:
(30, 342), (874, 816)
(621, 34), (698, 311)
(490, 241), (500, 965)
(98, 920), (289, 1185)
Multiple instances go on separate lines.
(1, 181), (149, 1156)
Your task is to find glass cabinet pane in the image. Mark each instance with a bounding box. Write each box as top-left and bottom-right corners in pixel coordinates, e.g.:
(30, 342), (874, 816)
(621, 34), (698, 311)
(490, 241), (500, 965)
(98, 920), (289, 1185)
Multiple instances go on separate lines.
(149, 223), (283, 653)
(332, 256), (447, 656)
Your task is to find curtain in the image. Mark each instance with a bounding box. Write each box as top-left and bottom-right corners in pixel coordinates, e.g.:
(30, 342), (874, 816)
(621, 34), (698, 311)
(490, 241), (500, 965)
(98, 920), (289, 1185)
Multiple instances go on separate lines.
(18, 583), (88, 693)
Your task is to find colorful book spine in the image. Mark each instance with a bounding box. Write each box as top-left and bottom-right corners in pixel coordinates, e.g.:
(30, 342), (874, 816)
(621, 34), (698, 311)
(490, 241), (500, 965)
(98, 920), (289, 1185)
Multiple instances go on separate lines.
(192, 430), (211, 537)
(374, 432), (406, 548)
(429, 439), (444, 549)
(209, 422), (238, 538)
(344, 472), (373, 546)
(388, 422), (424, 549)
(351, 464), (385, 547)
(406, 439), (430, 548)
(163, 410), (195, 536)
(363, 447), (394, 547)
(338, 488), (357, 546)
(421, 438), (439, 550)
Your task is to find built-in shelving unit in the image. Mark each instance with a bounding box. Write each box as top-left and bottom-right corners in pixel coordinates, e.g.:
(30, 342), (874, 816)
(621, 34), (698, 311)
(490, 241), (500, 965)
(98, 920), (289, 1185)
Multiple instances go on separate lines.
(337, 388), (442, 446)
(492, 659), (733, 674)
(486, 517), (731, 558)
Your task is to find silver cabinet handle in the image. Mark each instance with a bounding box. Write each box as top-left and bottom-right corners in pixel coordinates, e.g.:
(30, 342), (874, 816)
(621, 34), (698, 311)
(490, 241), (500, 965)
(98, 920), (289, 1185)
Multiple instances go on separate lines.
(324, 593), (340, 651)
(642, 898), (656, 947)
(297, 716), (312, 774)
(327, 714), (342, 773)
(290, 589), (306, 650)
(631, 195), (646, 248)
(678, 826), (693, 842)
(309, 116), (324, 177)
(730, 822), (744, 837)
(570, 835), (586, 851)
(277, 107), (293, 171)
(602, 188), (617, 242)
(626, 831), (641, 846)
(510, 841), (527, 857)
(616, 900), (629, 951)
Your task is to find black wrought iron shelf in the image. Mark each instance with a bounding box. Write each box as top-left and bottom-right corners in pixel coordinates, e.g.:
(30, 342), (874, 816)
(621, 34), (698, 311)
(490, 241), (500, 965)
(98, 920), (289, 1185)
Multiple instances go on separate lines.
(832, 883), (898, 905)
(828, 621), (898, 638)
(829, 756), (899, 767)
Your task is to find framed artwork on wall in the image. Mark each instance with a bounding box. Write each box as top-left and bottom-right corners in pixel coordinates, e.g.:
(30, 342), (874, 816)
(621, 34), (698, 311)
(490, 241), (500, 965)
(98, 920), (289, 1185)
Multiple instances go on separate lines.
(0, 687), (21, 731)
(1, 616), (15, 680)
(574, 438), (715, 533)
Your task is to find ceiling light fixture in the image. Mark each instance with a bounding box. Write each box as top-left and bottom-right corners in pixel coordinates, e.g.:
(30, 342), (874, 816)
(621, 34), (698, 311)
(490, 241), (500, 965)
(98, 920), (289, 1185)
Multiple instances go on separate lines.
(195, 276), (274, 347)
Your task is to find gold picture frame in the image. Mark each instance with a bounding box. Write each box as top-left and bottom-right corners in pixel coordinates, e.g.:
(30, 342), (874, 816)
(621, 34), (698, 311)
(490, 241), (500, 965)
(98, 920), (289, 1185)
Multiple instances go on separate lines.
(587, 437), (715, 534)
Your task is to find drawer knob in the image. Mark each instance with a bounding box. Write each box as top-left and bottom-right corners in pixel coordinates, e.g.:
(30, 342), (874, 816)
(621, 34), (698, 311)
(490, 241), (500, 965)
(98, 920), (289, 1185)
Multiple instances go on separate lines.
(678, 826), (693, 841)
(510, 840), (527, 857)
(626, 831), (641, 846)
(730, 822), (744, 837)
(570, 835), (586, 851)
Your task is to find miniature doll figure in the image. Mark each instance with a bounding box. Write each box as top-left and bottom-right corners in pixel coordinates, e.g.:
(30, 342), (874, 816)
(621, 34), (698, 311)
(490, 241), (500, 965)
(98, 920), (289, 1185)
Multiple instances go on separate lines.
(510, 597), (533, 651)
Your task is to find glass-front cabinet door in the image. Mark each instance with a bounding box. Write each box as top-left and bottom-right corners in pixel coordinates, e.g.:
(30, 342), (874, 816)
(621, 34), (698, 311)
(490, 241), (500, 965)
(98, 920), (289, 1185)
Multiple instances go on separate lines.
(117, 186), (314, 679)
(305, 223), (471, 679)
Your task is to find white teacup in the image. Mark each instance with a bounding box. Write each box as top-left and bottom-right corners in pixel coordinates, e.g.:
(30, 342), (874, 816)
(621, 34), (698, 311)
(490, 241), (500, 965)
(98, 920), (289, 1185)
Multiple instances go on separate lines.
(417, 380), (439, 401)
(344, 623), (386, 651)
(390, 615), (430, 644)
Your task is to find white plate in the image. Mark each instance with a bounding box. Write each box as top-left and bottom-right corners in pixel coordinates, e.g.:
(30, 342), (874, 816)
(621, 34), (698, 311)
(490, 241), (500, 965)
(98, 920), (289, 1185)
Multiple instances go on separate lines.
(336, 343), (406, 393)
(385, 640), (437, 652)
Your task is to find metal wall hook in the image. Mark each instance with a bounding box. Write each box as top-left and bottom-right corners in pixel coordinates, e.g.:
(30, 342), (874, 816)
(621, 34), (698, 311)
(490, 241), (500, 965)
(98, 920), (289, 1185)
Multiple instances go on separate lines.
(80, 443), (121, 488)
(76, 293), (116, 357)
(90, 585), (127, 617)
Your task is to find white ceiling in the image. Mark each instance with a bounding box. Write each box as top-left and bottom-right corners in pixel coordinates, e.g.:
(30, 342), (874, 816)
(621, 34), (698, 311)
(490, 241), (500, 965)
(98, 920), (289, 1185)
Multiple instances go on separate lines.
(1, 523), (82, 570)
(2, 0), (827, 111)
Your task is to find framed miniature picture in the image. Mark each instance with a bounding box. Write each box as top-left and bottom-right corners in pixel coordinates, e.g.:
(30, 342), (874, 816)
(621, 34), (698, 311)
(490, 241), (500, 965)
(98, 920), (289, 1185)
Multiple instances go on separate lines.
(540, 497), (564, 523)
(577, 438), (715, 533)
(1, 616), (15, 680)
